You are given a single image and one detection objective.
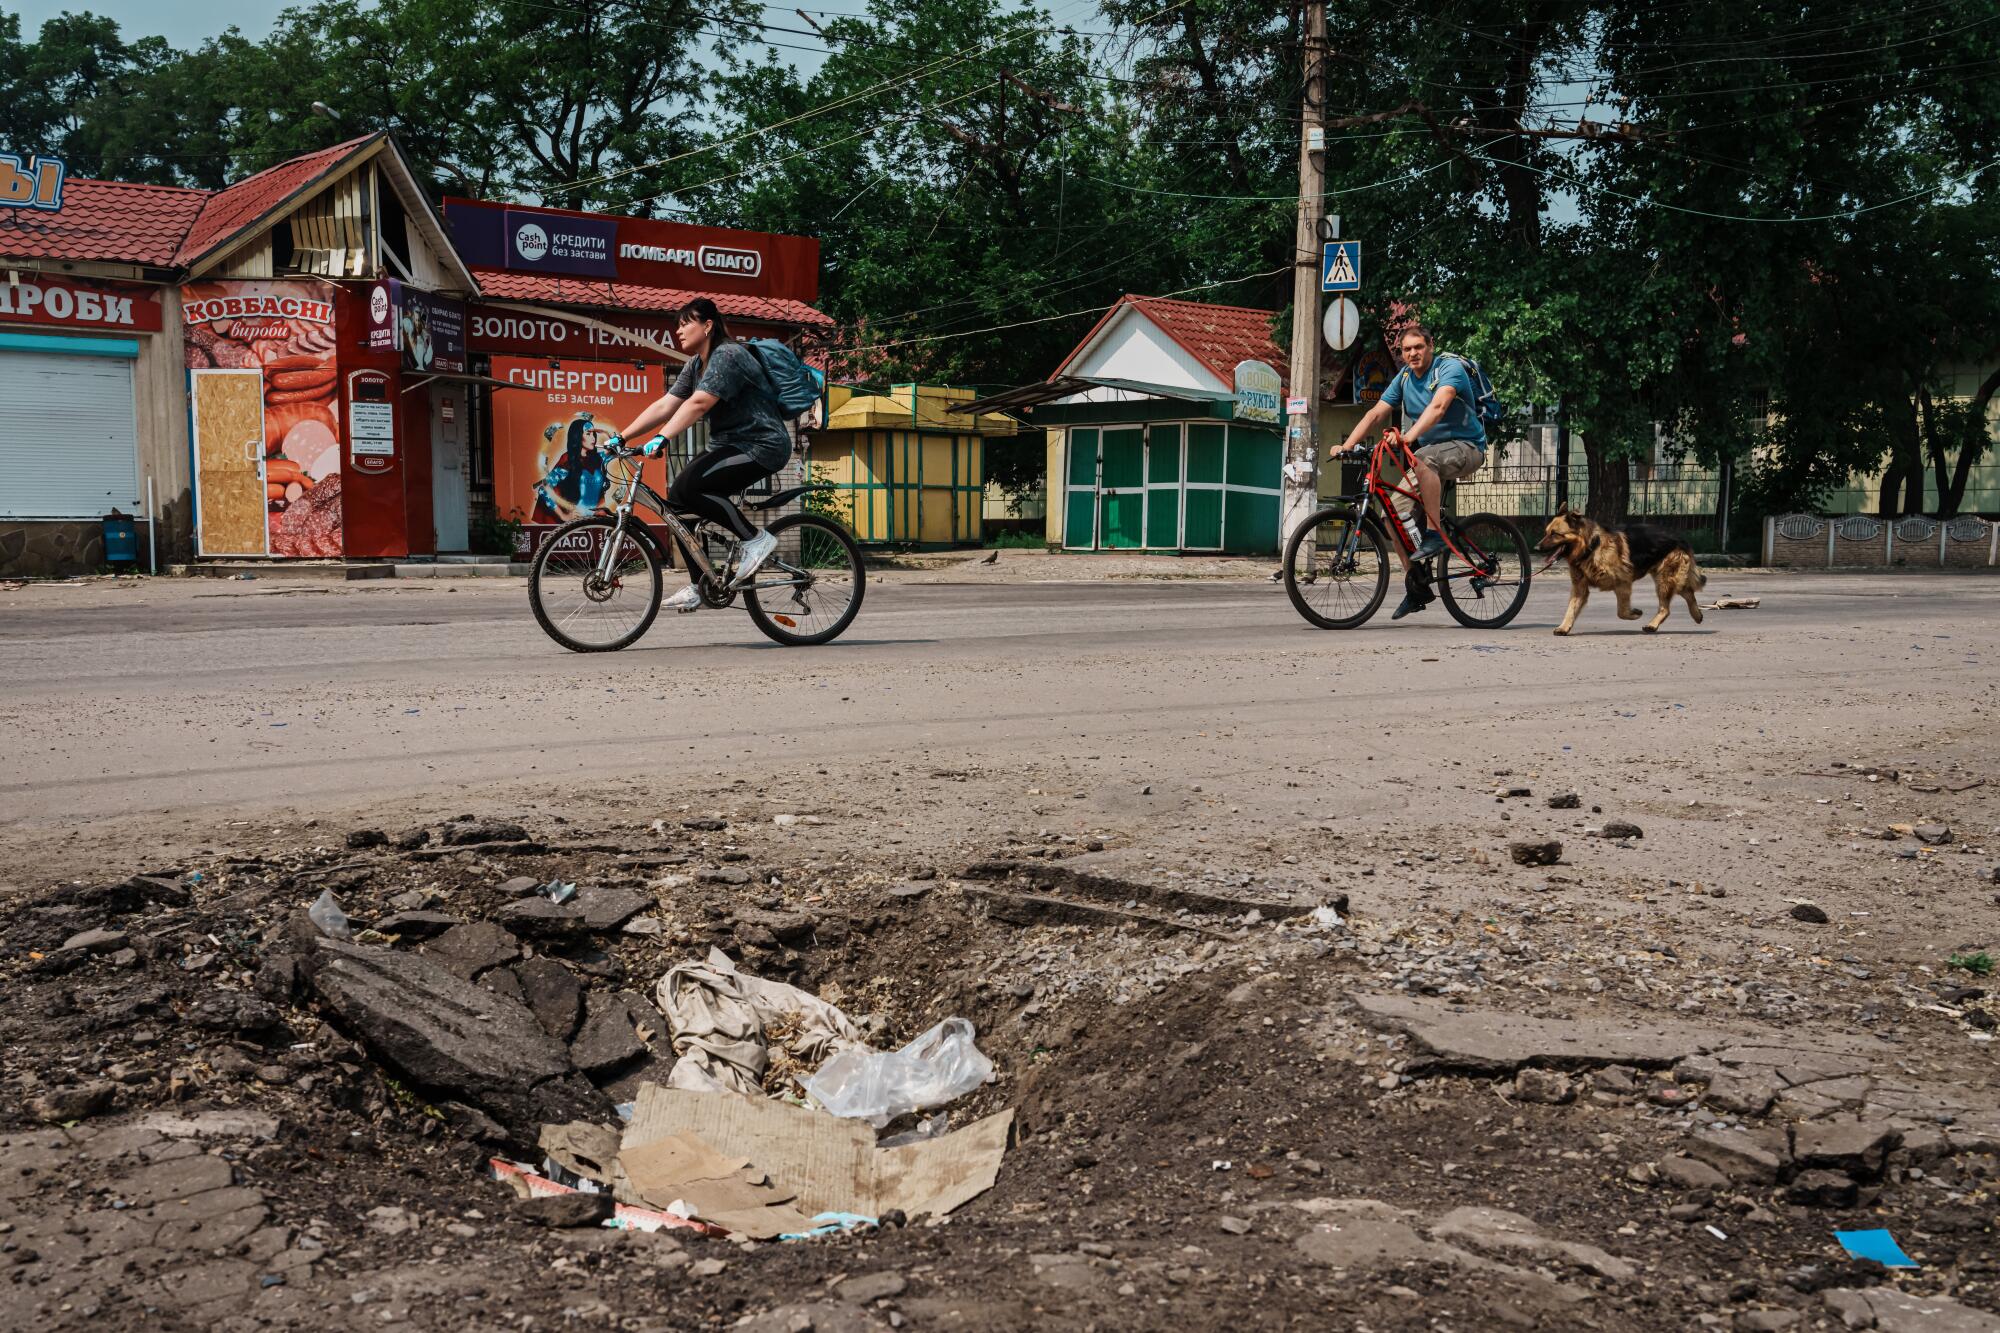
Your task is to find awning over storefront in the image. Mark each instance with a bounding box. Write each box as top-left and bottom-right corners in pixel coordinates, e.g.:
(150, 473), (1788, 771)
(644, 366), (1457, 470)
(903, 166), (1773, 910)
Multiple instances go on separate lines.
(399, 369), (539, 394)
(954, 376), (1238, 415)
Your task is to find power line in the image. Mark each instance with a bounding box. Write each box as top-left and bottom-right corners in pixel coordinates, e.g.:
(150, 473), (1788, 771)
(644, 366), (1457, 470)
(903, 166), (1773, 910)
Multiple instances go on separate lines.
(1480, 151), (2000, 223)
(822, 264), (1290, 354)
(550, 0), (1188, 195)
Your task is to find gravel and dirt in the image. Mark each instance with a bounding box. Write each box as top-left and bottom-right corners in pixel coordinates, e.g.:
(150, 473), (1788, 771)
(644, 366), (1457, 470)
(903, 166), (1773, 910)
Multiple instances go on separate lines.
(1, 568), (1995, 1331)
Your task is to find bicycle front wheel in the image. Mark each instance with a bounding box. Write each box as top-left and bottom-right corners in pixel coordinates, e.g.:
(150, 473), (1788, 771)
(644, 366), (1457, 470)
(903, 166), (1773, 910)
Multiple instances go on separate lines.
(1440, 513), (1531, 629)
(528, 515), (663, 652)
(744, 513), (866, 646)
(1283, 509), (1391, 629)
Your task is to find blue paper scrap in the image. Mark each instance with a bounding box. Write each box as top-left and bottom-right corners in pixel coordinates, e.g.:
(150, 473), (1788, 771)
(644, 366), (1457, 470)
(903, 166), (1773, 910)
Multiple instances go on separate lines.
(1834, 1228), (1918, 1269)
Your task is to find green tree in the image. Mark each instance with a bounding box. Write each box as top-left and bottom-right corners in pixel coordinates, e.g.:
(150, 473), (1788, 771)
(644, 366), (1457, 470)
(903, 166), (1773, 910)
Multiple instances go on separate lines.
(696, 0), (1170, 383)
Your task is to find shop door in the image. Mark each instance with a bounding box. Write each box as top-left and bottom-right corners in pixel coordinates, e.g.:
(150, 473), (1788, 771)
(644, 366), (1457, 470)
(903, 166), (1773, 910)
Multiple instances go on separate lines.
(1145, 424), (1182, 548)
(1183, 423), (1225, 549)
(1097, 427), (1145, 549)
(431, 391), (469, 551)
(191, 369), (268, 556)
(1062, 428), (1098, 549)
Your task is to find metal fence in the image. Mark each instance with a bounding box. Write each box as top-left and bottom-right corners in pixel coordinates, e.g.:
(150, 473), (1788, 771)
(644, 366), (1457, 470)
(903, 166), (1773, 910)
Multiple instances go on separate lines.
(1454, 462), (1727, 540)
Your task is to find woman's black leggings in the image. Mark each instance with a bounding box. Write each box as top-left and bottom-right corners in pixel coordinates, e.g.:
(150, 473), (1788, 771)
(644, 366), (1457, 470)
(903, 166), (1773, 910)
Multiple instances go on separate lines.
(667, 446), (773, 541)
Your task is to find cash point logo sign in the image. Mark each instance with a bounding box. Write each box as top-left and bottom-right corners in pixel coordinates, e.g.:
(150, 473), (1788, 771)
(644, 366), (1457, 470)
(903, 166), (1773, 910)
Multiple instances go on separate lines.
(698, 245), (762, 279)
(514, 222), (549, 263)
(369, 285), (390, 325)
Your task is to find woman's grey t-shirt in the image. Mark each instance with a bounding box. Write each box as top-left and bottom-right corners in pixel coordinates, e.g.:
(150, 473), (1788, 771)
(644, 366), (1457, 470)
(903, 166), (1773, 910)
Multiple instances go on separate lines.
(670, 342), (794, 471)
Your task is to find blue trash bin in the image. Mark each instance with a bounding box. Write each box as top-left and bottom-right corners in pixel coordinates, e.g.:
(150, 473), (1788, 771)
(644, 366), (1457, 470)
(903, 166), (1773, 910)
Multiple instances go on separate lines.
(102, 511), (138, 567)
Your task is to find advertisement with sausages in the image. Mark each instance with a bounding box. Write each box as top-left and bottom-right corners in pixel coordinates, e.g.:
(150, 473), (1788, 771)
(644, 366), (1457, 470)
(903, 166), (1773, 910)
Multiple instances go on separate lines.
(489, 355), (666, 526)
(182, 279), (344, 556)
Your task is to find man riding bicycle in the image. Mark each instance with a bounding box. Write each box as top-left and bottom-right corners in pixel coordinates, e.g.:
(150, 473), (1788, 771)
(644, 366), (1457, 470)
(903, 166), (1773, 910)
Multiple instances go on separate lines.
(1333, 324), (1487, 619)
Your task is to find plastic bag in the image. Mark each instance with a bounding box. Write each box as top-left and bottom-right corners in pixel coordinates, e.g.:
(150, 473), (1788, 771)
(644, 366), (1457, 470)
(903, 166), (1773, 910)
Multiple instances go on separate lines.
(802, 1018), (993, 1128)
(309, 888), (351, 940)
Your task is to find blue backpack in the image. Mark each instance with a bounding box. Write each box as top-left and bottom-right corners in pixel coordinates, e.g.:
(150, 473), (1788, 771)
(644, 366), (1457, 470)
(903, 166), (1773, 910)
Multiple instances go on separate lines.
(1437, 351), (1507, 430)
(744, 338), (825, 419)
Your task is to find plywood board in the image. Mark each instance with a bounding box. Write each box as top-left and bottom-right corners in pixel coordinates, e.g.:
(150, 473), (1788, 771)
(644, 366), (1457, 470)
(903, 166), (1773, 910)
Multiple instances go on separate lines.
(193, 370), (267, 556)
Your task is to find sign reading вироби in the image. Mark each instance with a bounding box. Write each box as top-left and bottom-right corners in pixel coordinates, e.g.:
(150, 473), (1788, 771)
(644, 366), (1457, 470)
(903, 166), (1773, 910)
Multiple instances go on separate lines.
(0, 153), (66, 211)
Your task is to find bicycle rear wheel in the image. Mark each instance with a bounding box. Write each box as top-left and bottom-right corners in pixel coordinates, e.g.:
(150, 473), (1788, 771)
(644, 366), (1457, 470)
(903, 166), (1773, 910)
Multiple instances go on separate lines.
(1439, 513), (1531, 629)
(528, 515), (663, 652)
(1283, 509), (1391, 629)
(744, 513), (866, 646)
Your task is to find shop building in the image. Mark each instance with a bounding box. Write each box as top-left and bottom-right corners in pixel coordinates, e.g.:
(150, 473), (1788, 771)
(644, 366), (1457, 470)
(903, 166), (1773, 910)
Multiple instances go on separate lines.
(806, 384), (1018, 546)
(0, 176), (205, 574)
(177, 134), (480, 564)
(962, 295), (1330, 555)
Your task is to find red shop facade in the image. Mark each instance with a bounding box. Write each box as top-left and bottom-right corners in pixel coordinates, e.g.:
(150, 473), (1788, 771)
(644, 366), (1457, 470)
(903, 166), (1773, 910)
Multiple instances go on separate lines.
(439, 198), (833, 556)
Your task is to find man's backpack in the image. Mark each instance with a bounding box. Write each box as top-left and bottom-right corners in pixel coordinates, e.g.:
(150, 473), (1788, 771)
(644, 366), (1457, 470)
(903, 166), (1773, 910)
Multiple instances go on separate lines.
(744, 338), (825, 418)
(1436, 351), (1507, 430)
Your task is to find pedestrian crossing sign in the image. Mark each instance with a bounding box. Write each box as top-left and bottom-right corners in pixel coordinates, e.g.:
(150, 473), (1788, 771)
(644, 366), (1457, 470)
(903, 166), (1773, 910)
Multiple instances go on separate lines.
(1321, 240), (1360, 292)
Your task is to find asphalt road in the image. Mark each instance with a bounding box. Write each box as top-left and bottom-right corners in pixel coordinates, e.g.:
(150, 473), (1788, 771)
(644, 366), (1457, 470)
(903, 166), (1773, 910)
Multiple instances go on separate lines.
(0, 569), (1990, 837)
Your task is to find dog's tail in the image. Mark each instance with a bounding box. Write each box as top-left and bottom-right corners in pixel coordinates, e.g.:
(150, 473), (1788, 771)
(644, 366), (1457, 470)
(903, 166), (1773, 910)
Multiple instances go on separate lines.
(1695, 568), (1708, 591)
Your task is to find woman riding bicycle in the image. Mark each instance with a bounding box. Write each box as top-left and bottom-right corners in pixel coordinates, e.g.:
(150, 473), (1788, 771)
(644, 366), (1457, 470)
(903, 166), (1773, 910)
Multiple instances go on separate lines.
(607, 297), (793, 614)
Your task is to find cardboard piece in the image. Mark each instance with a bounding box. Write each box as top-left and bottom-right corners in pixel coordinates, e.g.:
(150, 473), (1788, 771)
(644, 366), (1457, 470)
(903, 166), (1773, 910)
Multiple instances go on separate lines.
(539, 1121), (623, 1186)
(617, 1131), (825, 1240)
(623, 1085), (1012, 1222)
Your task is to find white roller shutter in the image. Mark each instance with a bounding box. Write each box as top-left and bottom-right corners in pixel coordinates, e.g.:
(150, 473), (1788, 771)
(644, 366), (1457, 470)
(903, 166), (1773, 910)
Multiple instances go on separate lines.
(0, 350), (140, 519)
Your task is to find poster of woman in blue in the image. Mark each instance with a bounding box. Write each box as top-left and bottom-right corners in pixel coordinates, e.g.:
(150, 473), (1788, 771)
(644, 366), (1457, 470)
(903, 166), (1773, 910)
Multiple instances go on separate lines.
(530, 414), (613, 523)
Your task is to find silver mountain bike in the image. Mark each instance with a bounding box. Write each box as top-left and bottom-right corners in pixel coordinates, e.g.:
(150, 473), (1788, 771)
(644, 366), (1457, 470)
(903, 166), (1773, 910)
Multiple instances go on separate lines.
(527, 439), (866, 652)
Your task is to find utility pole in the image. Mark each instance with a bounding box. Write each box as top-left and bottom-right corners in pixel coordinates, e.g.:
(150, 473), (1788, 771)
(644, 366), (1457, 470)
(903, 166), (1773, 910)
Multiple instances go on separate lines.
(1280, 0), (1329, 557)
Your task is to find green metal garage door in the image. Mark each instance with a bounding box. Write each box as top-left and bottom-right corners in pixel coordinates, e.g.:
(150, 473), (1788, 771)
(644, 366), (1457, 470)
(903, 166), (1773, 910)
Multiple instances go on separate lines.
(1224, 426), (1281, 553)
(1098, 427), (1145, 549)
(1063, 428), (1098, 549)
(1146, 424), (1182, 548)
(1183, 423), (1225, 549)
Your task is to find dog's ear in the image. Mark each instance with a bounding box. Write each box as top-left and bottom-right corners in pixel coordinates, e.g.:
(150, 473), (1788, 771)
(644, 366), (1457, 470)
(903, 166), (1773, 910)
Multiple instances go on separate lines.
(1554, 501), (1569, 517)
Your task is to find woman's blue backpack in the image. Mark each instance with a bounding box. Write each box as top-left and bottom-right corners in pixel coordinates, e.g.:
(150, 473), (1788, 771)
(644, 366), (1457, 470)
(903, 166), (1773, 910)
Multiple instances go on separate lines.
(744, 339), (826, 418)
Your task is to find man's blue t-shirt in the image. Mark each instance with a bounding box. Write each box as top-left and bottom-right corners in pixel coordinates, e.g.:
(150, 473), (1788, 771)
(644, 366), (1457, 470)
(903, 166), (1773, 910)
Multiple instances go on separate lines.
(1381, 356), (1486, 448)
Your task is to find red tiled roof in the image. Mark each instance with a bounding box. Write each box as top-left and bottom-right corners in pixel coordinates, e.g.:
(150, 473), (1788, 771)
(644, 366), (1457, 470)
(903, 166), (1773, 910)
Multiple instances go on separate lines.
(0, 178), (207, 266)
(473, 269), (833, 329)
(174, 135), (378, 268)
(1132, 295), (1287, 385)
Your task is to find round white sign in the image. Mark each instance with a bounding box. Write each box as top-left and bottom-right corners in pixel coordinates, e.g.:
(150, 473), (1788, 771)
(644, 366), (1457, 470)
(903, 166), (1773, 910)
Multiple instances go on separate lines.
(514, 222), (549, 263)
(369, 285), (389, 325)
(1323, 296), (1360, 351)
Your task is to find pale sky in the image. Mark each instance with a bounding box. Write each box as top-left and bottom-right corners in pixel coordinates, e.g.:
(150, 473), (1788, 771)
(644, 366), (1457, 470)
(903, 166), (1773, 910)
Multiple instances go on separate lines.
(7, 0), (256, 47)
(5, 1), (880, 65)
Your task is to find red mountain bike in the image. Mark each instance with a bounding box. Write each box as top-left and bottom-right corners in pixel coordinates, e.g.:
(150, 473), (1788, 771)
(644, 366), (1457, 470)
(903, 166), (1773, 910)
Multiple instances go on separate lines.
(1283, 427), (1531, 630)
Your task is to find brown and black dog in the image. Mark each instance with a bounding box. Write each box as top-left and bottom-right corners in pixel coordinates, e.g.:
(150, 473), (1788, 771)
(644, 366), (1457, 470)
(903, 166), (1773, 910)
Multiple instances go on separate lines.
(1536, 504), (1707, 636)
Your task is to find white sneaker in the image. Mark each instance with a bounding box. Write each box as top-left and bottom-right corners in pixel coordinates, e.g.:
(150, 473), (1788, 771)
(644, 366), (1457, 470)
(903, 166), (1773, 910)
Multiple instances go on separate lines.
(730, 529), (779, 587)
(664, 583), (702, 614)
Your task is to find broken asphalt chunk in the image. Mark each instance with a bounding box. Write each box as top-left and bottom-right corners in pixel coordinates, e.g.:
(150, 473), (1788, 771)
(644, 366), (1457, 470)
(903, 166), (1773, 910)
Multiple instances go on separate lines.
(299, 936), (606, 1138)
(424, 922), (523, 980)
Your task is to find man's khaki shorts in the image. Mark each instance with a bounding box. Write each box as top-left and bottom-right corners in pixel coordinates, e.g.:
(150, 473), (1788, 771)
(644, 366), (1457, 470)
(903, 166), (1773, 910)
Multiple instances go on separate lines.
(1415, 439), (1484, 481)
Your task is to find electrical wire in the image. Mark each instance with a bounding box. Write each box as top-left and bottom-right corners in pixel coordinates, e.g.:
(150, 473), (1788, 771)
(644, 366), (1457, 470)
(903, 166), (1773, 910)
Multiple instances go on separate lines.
(550, 0), (1189, 195)
(1477, 151), (2000, 223)
(822, 264), (1291, 354)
